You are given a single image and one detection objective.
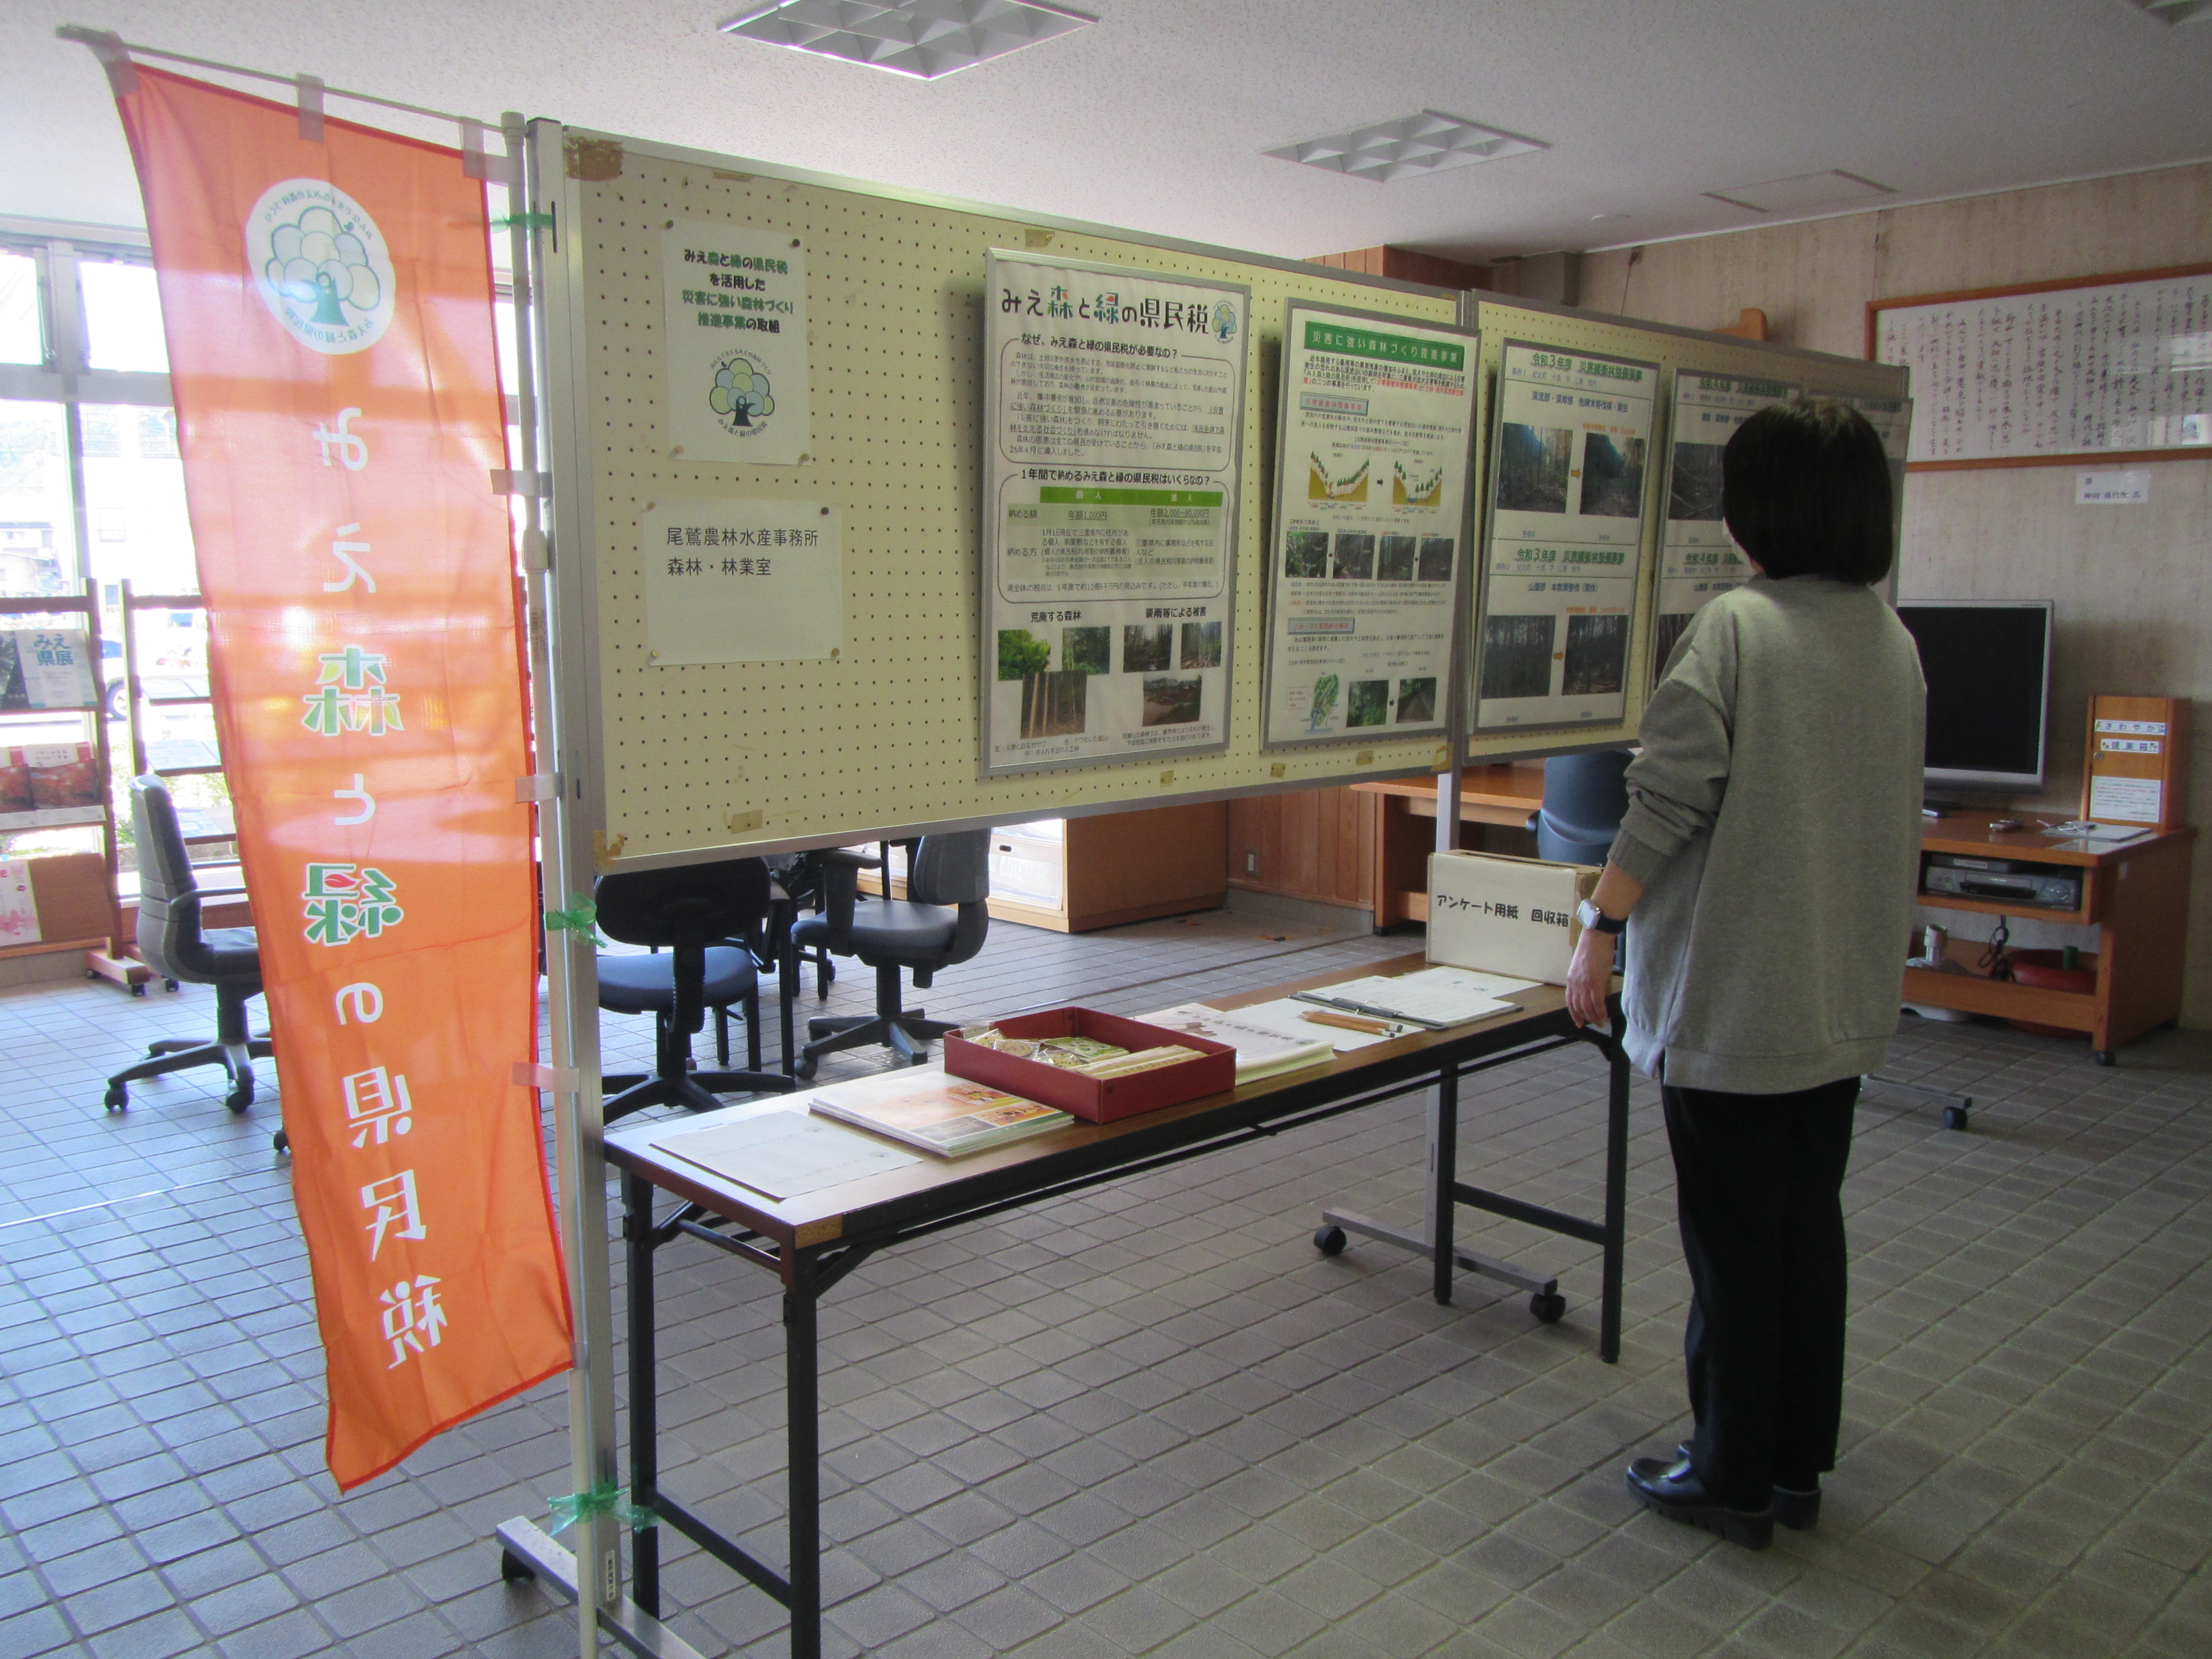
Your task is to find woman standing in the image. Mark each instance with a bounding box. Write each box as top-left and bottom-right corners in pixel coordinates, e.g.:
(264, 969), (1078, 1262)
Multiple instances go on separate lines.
(1563, 400), (1924, 1551)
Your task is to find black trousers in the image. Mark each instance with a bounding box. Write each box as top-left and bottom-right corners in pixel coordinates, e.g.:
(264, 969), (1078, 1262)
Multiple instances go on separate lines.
(1661, 1074), (1859, 1510)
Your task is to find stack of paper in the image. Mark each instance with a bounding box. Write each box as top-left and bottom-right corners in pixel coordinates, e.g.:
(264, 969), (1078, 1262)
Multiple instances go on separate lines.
(1293, 966), (1534, 1028)
(1139, 1004), (1335, 1081)
(658, 1110), (920, 1200)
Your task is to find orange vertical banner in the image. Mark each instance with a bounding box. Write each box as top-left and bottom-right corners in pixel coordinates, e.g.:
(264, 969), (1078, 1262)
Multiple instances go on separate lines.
(112, 67), (570, 1490)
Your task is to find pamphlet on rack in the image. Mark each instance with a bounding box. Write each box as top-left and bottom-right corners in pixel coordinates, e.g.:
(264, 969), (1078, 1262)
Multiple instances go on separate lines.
(658, 1109), (920, 1201)
(812, 1066), (1071, 1157)
(1140, 1004), (1336, 1080)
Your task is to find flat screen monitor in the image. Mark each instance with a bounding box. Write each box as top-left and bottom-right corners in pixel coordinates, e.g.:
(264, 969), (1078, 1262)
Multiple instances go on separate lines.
(1895, 601), (2053, 792)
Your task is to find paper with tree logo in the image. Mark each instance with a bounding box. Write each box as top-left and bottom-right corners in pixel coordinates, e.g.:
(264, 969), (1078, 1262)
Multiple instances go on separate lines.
(663, 221), (810, 466)
(1264, 304), (1476, 748)
(982, 250), (1248, 775)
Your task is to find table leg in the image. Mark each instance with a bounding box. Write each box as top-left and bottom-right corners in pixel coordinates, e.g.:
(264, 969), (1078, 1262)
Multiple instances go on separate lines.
(623, 1170), (661, 1617)
(785, 1281), (822, 1659)
(1432, 1066), (1458, 1306)
(1599, 1030), (1628, 1364)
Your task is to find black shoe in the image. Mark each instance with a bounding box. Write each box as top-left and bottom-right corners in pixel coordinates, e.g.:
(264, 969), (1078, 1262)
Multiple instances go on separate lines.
(1627, 1456), (1773, 1549)
(1674, 1442), (1820, 1531)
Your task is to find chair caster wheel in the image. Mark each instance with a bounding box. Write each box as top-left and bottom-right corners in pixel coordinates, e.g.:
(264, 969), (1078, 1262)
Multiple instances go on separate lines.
(130, 983), (146, 997)
(272, 1129), (289, 1154)
(2094, 1050), (2116, 1067)
(164, 979), (180, 993)
(793, 1055), (818, 1081)
(225, 1087), (253, 1114)
(1942, 1104), (1969, 1131)
(1313, 1225), (1347, 1256)
(500, 1548), (536, 1584)
(1530, 1291), (1566, 1324)
(103, 1085), (128, 1111)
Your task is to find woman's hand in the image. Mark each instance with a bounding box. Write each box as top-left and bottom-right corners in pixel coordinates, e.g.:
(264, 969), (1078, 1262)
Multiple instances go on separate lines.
(1566, 923), (1618, 1029)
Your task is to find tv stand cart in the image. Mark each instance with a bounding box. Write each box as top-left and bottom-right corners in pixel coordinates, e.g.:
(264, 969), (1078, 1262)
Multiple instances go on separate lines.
(1904, 813), (2195, 1067)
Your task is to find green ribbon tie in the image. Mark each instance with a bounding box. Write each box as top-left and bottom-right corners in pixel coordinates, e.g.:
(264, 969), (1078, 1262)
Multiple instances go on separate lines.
(548, 1480), (656, 1534)
(543, 895), (597, 933)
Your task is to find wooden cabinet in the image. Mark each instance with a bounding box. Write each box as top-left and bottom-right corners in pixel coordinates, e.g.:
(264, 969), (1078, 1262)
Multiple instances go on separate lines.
(1224, 785), (1377, 912)
(1354, 765), (1548, 928)
(1904, 816), (2194, 1061)
(866, 802), (1227, 933)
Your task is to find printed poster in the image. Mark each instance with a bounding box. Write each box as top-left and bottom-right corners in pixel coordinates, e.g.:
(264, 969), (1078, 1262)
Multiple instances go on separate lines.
(1473, 342), (1657, 732)
(641, 499), (842, 663)
(0, 859), (35, 945)
(1651, 373), (1795, 685)
(662, 220), (810, 466)
(1839, 391), (1913, 596)
(0, 628), (98, 710)
(1264, 304), (1475, 747)
(983, 250), (1248, 774)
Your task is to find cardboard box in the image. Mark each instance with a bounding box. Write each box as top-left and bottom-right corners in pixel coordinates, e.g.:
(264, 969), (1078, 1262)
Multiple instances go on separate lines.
(944, 1008), (1235, 1123)
(1426, 850), (1600, 984)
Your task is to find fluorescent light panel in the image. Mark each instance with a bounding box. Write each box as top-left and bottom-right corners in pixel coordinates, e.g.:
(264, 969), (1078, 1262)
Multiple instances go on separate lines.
(720, 0), (1095, 79)
(1265, 111), (1547, 184)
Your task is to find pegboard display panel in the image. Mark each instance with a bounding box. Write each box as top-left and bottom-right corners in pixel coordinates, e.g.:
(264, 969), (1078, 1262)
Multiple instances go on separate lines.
(1460, 300), (1908, 763)
(541, 129), (1459, 868)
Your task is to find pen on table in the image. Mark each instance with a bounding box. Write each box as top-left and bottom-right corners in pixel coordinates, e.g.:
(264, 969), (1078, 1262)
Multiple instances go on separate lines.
(1299, 1009), (1403, 1037)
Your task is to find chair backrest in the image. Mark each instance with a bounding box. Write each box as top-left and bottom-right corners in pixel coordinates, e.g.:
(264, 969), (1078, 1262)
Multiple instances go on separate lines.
(131, 774), (210, 983)
(595, 858), (773, 950)
(907, 830), (991, 971)
(1535, 750), (1634, 865)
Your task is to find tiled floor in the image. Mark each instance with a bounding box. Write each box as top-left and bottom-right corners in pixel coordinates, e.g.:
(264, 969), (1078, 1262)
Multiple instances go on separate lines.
(2, 907), (2209, 1659)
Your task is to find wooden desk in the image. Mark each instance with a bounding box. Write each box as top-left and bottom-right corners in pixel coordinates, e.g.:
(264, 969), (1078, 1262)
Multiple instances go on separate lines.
(1355, 764), (1548, 927)
(592, 954), (1629, 1659)
(1905, 815), (2195, 1063)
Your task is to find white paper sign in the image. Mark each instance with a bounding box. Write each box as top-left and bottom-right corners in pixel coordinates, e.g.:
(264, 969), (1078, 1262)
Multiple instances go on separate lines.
(641, 500), (841, 664)
(2077, 470), (2151, 505)
(662, 222), (810, 466)
(2090, 773), (2162, 825)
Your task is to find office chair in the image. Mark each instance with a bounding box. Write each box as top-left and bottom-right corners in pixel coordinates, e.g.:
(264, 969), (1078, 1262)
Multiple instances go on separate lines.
(790, 829), (991, 1078)
(595, 858), (794, 1123)
(103, 774), (272, 1118)
(1533, 750), (1634, 866)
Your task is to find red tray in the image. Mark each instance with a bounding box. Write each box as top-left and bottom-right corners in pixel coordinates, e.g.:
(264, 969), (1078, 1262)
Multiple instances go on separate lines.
(943, 1008), (1235, 1124)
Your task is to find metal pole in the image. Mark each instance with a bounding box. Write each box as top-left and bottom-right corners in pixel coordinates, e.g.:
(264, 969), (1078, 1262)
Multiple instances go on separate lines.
(785, 1281), (823, 1659)
(508, 111), (617, 1655)
(1431, 1066), (1458, 1305)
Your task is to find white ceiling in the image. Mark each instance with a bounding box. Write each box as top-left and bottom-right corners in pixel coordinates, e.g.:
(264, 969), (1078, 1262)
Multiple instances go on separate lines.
(8, 1), (2212, 263)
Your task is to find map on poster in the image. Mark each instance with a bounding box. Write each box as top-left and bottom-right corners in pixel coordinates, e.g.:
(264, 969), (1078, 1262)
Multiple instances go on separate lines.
(1650, 373), (1796, 686)
(662, 221), (811, 466)
(982, 251), (1249, 775)
(1474, 342), (1658, 732)
(1264, 304), (1476, 748)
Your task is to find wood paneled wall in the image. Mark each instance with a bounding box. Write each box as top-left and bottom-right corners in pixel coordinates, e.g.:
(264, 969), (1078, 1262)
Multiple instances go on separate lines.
(1308, 246), (1493, 291)
(1583, 162), (2212, 1029)
(1227, 786), (1375, 911)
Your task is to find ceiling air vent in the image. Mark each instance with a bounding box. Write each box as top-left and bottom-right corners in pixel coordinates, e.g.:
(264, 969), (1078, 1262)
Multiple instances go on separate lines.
(720, 0), (1095, 79)
(1702, 170), (1897, 215)
(1264, 111), (1547, 184)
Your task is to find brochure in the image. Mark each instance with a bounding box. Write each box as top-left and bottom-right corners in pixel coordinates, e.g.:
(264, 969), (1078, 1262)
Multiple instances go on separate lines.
(811, 1067), (1071, 1157)
(1139, 1003), (1336, 1081)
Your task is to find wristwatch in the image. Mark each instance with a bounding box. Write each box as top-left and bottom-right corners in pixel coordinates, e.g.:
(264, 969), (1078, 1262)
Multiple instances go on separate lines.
(1575, 899), (1627, 936)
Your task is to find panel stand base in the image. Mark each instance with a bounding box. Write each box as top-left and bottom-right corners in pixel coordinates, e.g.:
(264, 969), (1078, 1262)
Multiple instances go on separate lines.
(1318, 1207), (1558, 1299)
(1865, 1072), (1974, 1131)
(494, 1519), (709, 1659)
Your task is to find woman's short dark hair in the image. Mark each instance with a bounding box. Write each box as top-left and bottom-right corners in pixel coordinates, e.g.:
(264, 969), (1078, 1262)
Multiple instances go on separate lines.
(1720, 399), (1893, 585)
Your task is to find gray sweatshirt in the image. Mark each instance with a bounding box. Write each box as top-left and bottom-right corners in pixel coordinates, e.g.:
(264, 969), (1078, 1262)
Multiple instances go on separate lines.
(1609, 576), (1925, 1094)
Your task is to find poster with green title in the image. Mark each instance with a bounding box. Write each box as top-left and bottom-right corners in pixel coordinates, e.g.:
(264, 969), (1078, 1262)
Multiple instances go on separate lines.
(1263, 303), (1477, 748)
(982, 250), (1249, 775)
(662, 221), (811, 466)
(1473, 341), (1658, 732)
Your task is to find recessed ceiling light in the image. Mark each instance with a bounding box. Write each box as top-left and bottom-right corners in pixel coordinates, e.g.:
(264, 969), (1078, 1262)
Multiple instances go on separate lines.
(2125, 0), (2212, 22)
(1264, 111), (1547, 184)
(1702, 169), (1896, 215)
(720, 0), (1095, 79)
